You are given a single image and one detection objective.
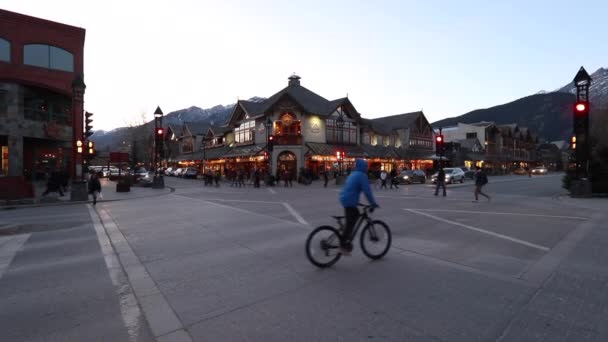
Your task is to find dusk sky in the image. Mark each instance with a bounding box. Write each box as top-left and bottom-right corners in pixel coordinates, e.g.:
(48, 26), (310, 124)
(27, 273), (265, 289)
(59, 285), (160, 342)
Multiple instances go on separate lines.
(4, 0), (607, 131)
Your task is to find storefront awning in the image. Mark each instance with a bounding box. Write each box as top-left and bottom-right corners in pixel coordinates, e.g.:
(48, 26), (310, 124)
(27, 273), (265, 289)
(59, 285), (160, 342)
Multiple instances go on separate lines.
(223, 143), (266, 158)
(305, 143), (367, 158)
(191, 146), (232, 160)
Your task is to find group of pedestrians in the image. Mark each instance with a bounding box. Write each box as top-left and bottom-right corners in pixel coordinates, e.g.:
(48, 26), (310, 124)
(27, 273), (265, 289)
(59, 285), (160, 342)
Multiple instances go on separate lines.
(433, 166), (491, 201)
(378, 169), (400, 190)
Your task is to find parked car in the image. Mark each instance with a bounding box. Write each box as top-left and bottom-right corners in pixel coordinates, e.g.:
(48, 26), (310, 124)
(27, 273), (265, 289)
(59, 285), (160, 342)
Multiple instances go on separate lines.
(431, 167), (466, 184)
(183, 167), (200, 179)
(531, 166), (548, 175)
(458, 167), (476, 179)
(134, 168), (152, 183)
(109, 168), (125, 180)
(173, 168), (184, 177)
(396, 170), (426, 184)
(164, 167), (174, 176)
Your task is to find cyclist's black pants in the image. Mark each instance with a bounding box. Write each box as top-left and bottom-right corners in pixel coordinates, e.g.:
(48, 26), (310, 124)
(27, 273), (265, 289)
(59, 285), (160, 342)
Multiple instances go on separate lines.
(342, 207), (360, 247)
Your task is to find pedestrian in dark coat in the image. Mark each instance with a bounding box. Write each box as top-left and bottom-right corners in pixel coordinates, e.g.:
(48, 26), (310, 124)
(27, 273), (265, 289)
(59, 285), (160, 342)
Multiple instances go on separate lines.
(323, 169), (329, 187)
(88, 172), (102, 205)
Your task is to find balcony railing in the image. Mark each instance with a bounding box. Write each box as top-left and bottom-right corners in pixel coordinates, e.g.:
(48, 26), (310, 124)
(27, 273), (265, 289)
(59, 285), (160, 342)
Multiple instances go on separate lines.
(275, 135), (302, 145)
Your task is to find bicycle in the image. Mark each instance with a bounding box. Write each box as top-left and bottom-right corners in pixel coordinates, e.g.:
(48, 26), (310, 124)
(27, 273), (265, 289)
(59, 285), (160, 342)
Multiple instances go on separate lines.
(305, 204), (392, 268)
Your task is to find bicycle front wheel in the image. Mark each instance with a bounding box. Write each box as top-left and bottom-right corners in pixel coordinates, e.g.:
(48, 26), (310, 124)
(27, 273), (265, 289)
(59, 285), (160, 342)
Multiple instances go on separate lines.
(360, 220), (392, 260)
(306, 225), (342, 268)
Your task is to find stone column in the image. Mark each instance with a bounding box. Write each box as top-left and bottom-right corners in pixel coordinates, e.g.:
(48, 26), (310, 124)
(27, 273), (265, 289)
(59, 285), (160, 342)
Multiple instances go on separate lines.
(7, 135), (22, 177)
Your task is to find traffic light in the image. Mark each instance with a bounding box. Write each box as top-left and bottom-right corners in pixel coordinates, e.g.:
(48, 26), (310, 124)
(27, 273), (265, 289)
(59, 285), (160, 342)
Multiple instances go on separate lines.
(435, 135), (444, 154)
(336, 151), (341, 160)
(570, 135), (576, 150)
(268, 135), (275, 152)
(263, 151), (268, 159)
(156, 128), (164, 136)
(76, 139), (83, 154)
(87, 141), (95, 156)
(574, 101), (589, 115)
(84, 112), (94, 138)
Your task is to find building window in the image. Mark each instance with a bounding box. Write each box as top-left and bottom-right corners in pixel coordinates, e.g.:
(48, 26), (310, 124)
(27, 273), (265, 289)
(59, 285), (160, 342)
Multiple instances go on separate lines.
(0, 38), (10, 62)
(24, 44), (74, 72)
(23, 86), (71, 124)
(182, 137), (193, 153)
(326, 119), (356, 144)
(466, 132), (477, 139)
(235, 120), (255, 144)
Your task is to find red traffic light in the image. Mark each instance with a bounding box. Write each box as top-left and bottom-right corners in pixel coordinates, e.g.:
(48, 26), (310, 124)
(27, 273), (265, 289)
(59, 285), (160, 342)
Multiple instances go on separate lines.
(269, 135), (274, 141)
(575, 102), (586, 112)
(436, 135), (443, 143)
(574, 101), (589, 115)
(156, 128), (164, 135)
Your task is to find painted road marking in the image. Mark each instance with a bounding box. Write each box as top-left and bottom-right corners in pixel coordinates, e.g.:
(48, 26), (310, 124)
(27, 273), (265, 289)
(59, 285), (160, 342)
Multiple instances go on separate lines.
(88, 205), (148, 342)
(90, 205), (193, 342)
(283, 202), (309, 226)
(404, 208), (588, 220)
(405, 209), (551, 252)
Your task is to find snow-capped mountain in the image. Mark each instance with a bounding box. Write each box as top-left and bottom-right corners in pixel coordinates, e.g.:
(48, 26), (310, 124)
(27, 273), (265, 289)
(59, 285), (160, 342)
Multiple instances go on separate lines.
(90, 97), (264, 151)
(557, 67), (608, 109)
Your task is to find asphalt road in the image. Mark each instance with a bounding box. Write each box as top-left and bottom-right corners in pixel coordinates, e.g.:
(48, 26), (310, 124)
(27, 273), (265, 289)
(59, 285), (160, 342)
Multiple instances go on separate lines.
(1, 172), (604, 342)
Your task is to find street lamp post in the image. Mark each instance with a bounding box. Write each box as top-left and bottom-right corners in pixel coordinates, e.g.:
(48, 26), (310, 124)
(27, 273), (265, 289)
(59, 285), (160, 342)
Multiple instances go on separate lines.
(70, 74), (89, 201)
(152, 106), (165, 189)
(201, 135), (209, 174)
(336, 114), (345, 185)
(265, 116), (273, 174)
(336, 115), (344, 172)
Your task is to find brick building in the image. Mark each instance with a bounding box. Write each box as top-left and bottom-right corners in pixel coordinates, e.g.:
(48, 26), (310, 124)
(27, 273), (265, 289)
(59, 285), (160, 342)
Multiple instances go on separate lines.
(0, 9), (85, 198)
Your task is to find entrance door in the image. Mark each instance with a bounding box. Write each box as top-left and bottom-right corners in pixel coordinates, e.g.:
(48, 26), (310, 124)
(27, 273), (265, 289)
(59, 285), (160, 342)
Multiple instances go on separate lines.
(277, 151), (297, 179)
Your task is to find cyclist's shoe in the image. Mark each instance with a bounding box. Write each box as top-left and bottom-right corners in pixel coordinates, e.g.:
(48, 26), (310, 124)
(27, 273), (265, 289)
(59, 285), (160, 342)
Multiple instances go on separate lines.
(340, 243), (353, 256)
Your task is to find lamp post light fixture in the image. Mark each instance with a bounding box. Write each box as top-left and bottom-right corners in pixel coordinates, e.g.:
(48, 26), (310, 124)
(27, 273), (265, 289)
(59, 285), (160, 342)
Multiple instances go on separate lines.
(152, 106), (165, 189)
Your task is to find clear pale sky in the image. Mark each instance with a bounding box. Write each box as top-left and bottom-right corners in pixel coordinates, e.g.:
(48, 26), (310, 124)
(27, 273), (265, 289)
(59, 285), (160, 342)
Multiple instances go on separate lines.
(4, 0), (607, 131)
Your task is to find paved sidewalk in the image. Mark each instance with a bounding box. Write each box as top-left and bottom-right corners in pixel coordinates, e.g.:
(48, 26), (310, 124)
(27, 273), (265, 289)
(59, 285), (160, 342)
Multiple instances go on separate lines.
(1, 179), (172, 208)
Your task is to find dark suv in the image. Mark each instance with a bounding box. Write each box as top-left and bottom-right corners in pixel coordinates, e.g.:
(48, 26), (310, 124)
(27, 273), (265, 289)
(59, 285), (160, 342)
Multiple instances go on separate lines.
(396, 170), (426, 184)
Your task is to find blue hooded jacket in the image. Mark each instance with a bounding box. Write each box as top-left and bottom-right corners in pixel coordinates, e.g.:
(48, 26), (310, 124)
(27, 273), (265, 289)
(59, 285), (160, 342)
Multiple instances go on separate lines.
(339, 159), (379, 208)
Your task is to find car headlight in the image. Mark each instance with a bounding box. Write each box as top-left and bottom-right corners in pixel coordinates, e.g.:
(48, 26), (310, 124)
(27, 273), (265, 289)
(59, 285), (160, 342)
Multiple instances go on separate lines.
(403, 176), (409, 179)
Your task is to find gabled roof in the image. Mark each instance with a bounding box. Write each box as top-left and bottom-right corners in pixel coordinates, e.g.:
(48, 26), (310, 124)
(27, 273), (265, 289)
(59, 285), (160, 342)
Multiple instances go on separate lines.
(208, 125), (232, 136)
(183, 122), (209, 136)
(228, 77), (356, 125)
(368, 112), (423, 135)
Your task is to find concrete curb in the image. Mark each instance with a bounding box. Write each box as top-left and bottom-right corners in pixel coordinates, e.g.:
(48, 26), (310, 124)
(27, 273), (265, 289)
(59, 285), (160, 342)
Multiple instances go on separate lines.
(0, 187), (176, 210)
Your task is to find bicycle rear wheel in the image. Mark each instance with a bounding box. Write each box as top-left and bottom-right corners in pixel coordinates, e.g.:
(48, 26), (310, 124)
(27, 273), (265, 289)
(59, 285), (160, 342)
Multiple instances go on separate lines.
(360, 220), (391, 260)
(306, 225), (342, 268)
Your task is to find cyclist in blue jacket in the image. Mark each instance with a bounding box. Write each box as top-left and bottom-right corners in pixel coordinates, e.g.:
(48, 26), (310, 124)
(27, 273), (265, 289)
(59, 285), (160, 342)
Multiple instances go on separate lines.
(339, 158), (379, 255)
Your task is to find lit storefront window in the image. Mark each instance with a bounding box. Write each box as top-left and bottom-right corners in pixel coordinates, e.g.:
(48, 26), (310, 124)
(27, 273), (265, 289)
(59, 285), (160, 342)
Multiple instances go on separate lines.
(235, 120), (255, 144)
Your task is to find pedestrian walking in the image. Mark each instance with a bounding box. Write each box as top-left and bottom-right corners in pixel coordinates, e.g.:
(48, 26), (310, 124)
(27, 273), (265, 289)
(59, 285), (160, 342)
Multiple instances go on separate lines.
(254, 168), (261, 188)
(237, 169), (245, 187)
(473, 166), (491, 202)
(434, 168), (446, 197)
(380, 170), (388, 190)
(214, 170), (221, 187)
(88, 172), (102, 205)
(390, 168), (399, 190)
(323, 169), (329, 187)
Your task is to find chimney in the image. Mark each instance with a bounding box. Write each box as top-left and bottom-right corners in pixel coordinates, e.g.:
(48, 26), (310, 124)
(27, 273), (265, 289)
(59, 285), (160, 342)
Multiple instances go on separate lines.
(288, 73), (301, 86)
